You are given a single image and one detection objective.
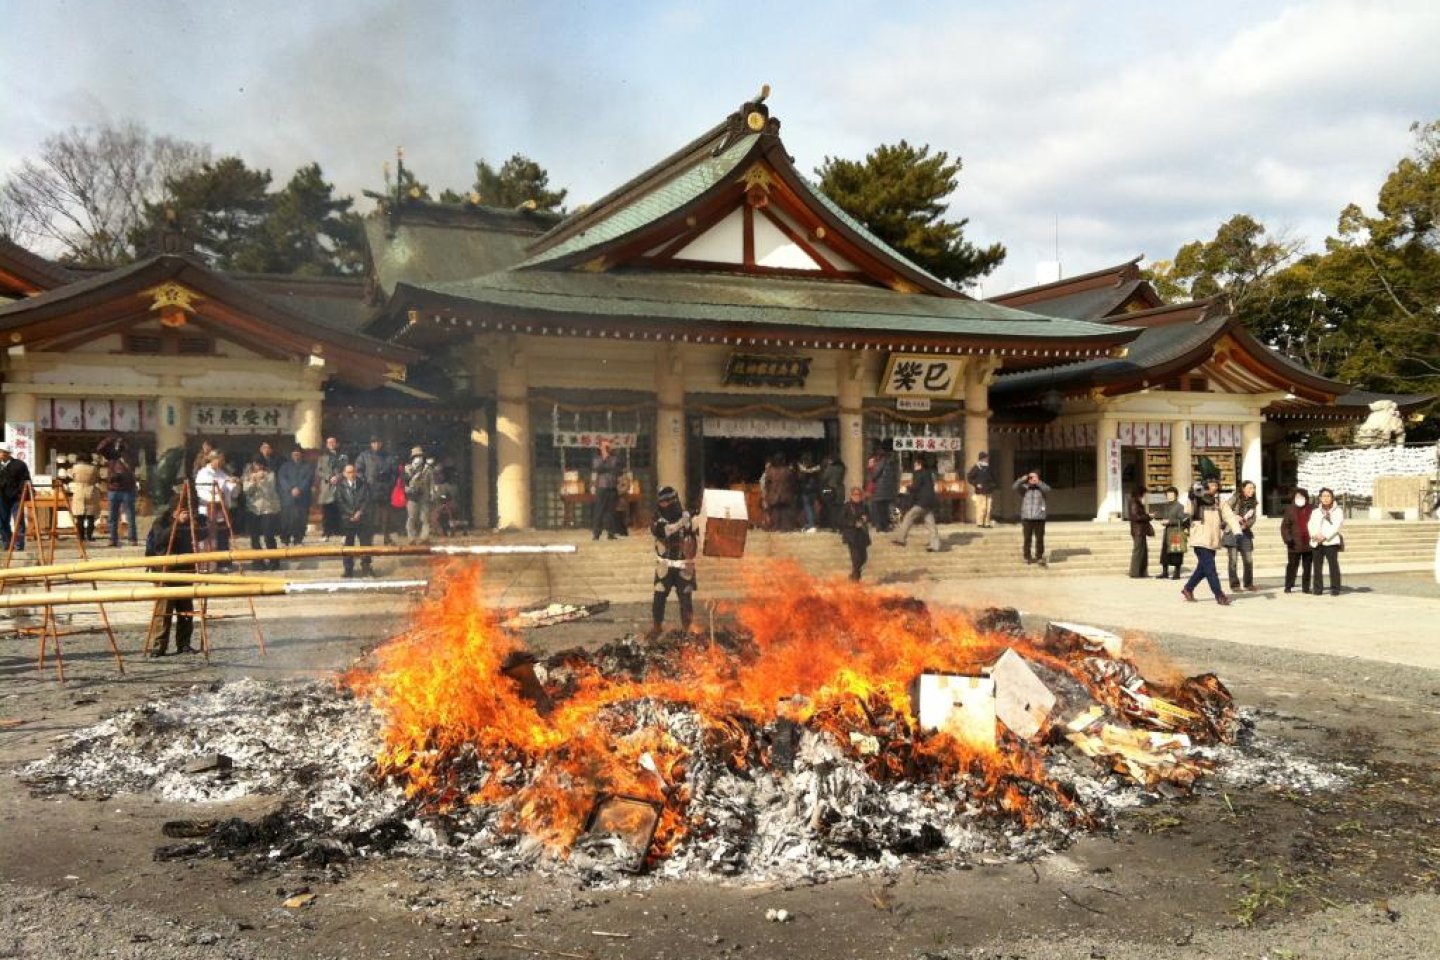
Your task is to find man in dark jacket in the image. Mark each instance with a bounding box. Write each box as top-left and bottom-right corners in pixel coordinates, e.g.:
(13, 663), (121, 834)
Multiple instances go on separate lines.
(0, 444), (31, 550)
(966, 451), (996, 527)
(334, 462), (375, 577)
(590, 438), (622, 540)
(145, 502), (206, 656)
(893, 455), (941, 551)
(353, 436), (397, 545)
(276, 445), (314, 547)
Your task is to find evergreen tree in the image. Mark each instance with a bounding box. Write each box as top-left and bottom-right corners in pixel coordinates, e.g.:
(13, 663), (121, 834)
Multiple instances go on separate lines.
(814, 140), (1004, 285)
(241, 163), (364, 276)
(133, 156), (272, 268)
(473, 154), (567, 212)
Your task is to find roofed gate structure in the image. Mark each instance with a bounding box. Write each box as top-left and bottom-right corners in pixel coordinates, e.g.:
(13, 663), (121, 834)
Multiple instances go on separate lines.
(376, 94), (1139, 529)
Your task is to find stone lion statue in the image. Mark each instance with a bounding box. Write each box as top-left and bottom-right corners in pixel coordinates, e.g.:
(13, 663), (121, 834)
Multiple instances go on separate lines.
(1354, 399), (1406, 447)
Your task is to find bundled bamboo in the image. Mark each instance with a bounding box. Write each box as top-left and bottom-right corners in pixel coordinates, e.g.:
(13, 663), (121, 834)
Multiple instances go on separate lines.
(0, 543), (577, 584)
(0, 579), (431, 610)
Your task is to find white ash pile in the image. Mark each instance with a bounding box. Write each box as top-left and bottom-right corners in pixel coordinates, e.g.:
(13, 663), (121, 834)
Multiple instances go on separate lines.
(16, 578), (1342, 885)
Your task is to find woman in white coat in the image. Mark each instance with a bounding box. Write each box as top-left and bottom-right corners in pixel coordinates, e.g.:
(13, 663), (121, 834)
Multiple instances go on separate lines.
(1308, 487), (1345, 596)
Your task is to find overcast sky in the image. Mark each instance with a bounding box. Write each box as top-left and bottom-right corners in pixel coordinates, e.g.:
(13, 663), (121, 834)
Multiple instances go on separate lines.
(2, 0), (1437, 295)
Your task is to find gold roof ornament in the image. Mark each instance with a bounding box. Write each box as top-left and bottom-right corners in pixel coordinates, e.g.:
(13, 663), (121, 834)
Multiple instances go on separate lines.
(385, 362), (407, 383)
(142, 281), (202, 314)
(141, 281), (203, 328)
(739, 162), (774, 193)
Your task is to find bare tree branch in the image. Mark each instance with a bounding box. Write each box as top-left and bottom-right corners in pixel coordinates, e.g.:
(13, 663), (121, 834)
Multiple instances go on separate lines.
(0, 122), (207, 265)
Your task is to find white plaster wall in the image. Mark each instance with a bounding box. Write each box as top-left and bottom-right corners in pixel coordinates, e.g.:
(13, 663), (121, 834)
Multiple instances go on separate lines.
(753, 215), (821, 270)
(673, 209), (744, 263)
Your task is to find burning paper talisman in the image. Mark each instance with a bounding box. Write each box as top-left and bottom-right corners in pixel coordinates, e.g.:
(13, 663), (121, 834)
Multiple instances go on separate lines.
(912, 674), (997, 750)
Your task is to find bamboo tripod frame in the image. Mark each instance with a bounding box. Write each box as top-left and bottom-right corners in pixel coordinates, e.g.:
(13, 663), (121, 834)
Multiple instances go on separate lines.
(140, 481), (267, 660)
(1, 481), (123, 680)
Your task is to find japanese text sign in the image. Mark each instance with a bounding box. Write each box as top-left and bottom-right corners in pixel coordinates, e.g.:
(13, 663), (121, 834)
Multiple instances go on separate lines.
(880, 355), (962, 399)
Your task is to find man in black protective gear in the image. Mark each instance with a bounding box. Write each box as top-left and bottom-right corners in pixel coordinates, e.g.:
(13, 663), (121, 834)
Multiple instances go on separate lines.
(650, 485), (697, 636)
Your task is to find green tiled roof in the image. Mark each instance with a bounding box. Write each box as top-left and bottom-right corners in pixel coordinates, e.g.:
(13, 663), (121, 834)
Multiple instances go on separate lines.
(519, 135), (761, 268)
(991, 315), (1228, 395)
(397, 269), (1134, 343)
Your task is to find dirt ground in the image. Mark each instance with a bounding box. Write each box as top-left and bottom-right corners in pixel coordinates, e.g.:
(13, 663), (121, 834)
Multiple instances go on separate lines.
(3, 579), (1440, 960)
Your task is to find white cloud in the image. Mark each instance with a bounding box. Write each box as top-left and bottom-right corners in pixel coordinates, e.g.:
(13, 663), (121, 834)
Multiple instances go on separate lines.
(1, 0), (1436, 297)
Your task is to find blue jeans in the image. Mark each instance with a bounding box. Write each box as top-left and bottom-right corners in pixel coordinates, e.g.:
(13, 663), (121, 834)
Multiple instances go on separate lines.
(801, 496), (818, 529)
(1184, 546), (1223, 598)
(108, 490), (137, 545)
(0, 496), (22, 549)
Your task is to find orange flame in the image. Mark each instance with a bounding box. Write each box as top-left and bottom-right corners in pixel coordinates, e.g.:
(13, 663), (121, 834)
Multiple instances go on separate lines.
(348, 560), (1106, 860)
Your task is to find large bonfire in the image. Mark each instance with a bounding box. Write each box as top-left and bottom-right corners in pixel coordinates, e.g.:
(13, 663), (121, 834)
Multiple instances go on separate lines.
(344, 561), (1237, 873)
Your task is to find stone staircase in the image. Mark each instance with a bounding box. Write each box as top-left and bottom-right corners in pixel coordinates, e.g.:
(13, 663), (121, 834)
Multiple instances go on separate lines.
(456, 519), (1440, 604)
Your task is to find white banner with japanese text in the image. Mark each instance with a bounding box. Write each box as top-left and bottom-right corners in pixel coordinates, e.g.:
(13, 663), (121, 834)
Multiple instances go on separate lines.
(552, 431), (639, 449)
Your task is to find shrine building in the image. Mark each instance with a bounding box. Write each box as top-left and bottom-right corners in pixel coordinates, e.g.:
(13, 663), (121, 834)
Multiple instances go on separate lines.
(370, 93), (1139, 529)
(987, 259), (1431, 517)
(2, 95), (1427, 529)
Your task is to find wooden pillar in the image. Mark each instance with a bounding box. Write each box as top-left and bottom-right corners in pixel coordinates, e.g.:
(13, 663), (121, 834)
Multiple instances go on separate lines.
(655, 345), (686, 503)
(464, 345), (493, 530)
(992, 432), (1016, 520)
(962, 357), (998, 521)
(469, 411), (492, 530)
(156, 397), (187, 454)
(1170, 420), (1192, 499)
(838, 350), (866, 493)
(1095, 417), (1121, 521)
(494, 340), (530, 530)
(5, 390), (37, 463)
(293, 397), (322, 450)
(1241, 419), (1264, 505)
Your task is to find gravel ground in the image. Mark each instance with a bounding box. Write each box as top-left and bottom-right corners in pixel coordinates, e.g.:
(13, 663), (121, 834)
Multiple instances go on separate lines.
(4, 576), (1440, 959)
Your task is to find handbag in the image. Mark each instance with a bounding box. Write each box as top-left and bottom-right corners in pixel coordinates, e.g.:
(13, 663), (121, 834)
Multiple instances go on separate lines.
(1335, 533), (1345, 552)
(390, 473), (407, 509)
(1143, 520), (1156, 538)
(1164, 526), (1187, 555)
(1220, 531), (1238, 549)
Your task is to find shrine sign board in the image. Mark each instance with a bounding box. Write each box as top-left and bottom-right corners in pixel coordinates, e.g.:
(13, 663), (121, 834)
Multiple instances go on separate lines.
(191, 402), (293, 434)
(880, 355), (962, 399)
(723, 353), (811, 388)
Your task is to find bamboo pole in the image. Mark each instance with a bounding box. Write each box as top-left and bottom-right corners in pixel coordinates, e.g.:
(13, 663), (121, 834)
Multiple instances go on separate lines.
(0, 543), (576, 583)
(0, 579), (431, 610)
(75, 571), (287, 586)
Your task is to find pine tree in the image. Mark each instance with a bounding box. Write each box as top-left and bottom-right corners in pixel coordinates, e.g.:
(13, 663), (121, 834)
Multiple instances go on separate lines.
(815, 140), (1004, 285)
(473, 154), (567, 212)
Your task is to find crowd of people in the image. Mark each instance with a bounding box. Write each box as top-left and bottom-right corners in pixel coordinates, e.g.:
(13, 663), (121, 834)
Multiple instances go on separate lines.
(1128, 478), (1348, 603)
(173, 436), (458, 572)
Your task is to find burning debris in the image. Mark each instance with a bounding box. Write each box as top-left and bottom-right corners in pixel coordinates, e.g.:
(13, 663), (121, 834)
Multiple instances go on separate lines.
(18, 564), (1346, 884)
